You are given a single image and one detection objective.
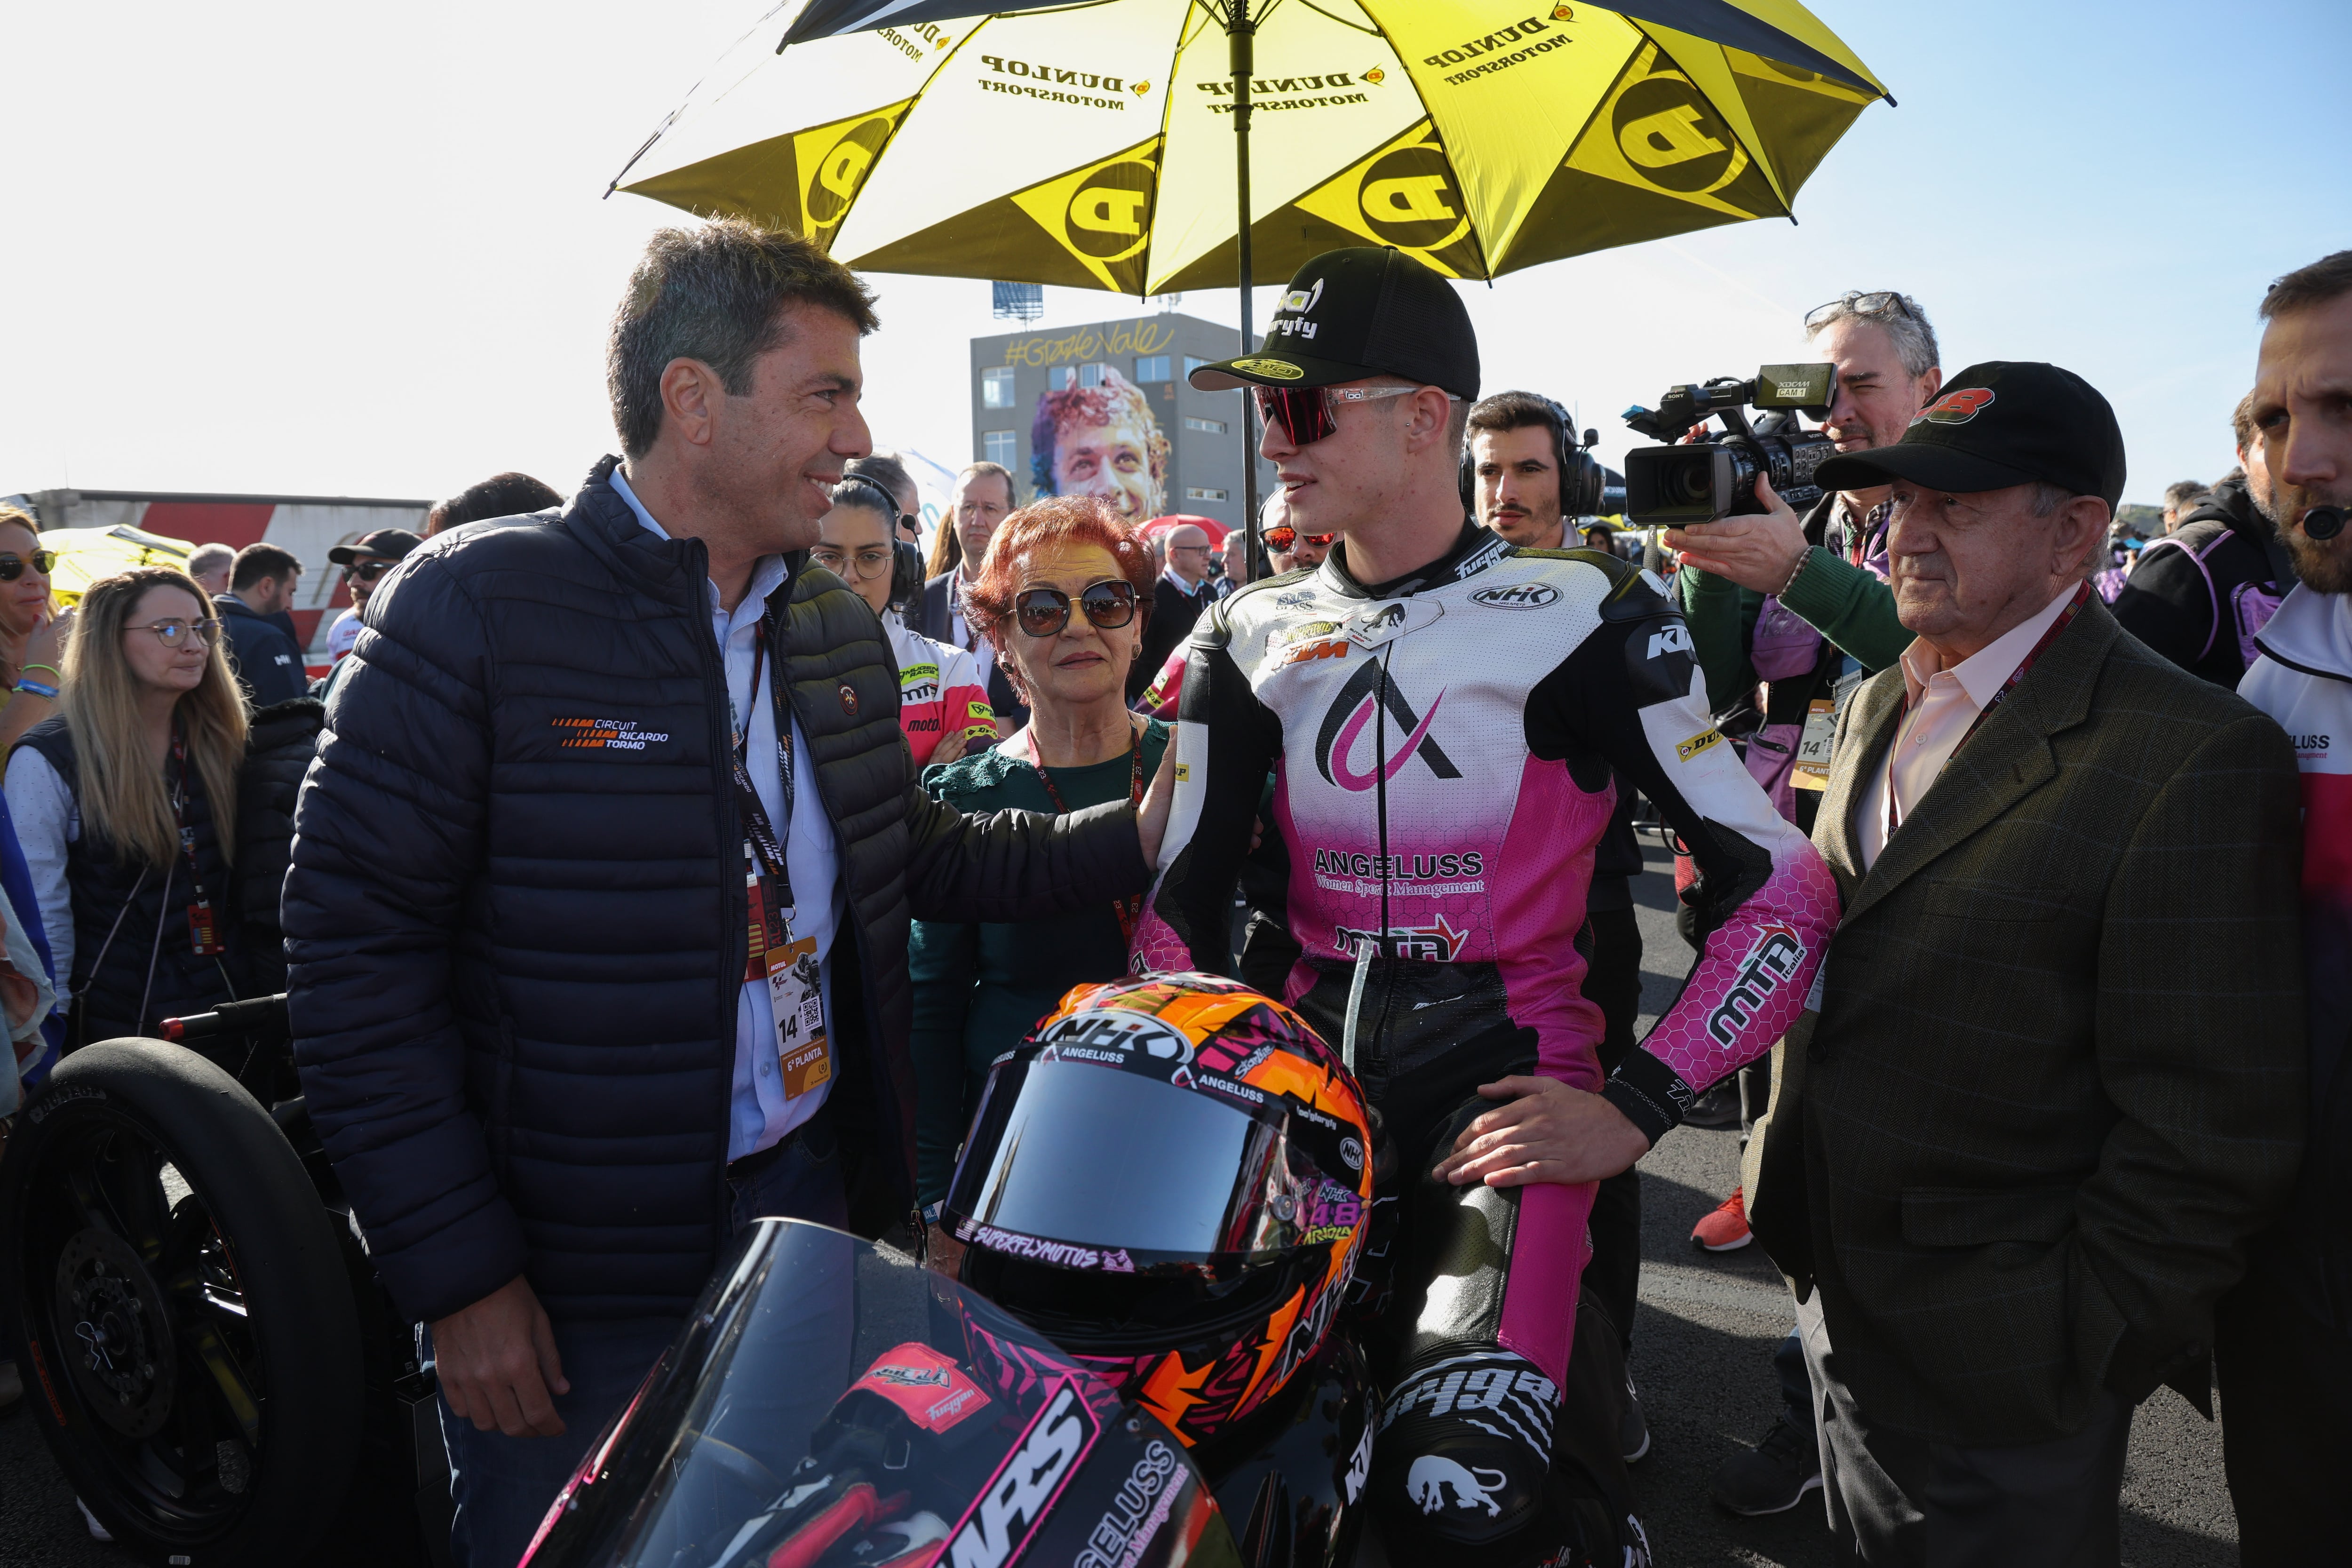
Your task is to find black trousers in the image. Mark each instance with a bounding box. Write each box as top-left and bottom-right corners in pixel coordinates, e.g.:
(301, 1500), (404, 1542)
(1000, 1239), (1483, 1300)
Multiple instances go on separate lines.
(2216, 1260), (2352, 1564)
(1796, 1295), (2130, 1566)
(1581, 907), (1643, 1353)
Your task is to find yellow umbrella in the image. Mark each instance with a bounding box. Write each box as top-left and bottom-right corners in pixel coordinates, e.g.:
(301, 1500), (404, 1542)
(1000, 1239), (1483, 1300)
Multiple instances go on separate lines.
(40, 525), (197, 609)
(612, 0), (1886, 291)
(611, 0), (1887, 551)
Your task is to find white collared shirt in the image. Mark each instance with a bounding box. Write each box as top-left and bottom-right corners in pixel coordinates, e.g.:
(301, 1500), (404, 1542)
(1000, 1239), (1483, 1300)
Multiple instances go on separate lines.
(1857, 582), (2078, 869)
(944, 565), (1002, 697)
(612, 467), (840, 1160)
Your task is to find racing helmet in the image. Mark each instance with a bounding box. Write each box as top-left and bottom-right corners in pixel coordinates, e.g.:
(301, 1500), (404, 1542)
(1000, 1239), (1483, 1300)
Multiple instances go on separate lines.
(948, 973), (1373, 1450)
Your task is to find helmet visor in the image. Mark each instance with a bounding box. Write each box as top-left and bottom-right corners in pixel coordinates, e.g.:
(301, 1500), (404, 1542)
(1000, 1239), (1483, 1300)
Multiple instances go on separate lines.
(947, 1056), (1303, 1266)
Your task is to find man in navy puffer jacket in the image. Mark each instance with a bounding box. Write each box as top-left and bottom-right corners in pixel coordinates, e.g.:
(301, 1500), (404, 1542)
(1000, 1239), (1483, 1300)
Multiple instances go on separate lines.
(285, 223), (1163, 1568)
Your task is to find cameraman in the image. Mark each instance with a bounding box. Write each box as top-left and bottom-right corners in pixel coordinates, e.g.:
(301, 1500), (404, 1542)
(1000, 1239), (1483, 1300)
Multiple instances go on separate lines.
(1669, 289), (1939, 752)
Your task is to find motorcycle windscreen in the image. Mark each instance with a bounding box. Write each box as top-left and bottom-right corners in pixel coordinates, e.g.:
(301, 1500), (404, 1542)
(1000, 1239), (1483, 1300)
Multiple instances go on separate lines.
(946, 1054), (1295, 1265)
(519, 1218), (1242, 1568)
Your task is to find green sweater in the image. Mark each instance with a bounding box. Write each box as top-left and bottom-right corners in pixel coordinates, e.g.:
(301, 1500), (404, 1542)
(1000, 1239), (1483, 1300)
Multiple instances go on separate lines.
(1679, 543), (1913, 714)
(909, 719), (1170, 1207)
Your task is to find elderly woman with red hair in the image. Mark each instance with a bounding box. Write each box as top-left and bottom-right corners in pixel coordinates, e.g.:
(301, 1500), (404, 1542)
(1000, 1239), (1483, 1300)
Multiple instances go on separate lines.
(908, 496), (1165, 1242)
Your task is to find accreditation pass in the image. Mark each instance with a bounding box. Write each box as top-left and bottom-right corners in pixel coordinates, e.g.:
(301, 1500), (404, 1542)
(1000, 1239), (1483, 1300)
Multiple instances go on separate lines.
(769, 939), (831, 1098)
(745, 848), (831, 1099)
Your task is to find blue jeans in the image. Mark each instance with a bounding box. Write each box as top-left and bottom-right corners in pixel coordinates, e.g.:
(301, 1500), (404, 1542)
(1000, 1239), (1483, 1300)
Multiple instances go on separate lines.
(436, 1123), (848, 1568)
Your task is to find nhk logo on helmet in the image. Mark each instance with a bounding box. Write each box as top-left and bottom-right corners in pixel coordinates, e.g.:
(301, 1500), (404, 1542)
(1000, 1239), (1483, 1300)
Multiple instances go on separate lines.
(1035, 1009), (1194, 1066)
(1705, 921), (1806, 1047)
(1314, 660), (1460, 792)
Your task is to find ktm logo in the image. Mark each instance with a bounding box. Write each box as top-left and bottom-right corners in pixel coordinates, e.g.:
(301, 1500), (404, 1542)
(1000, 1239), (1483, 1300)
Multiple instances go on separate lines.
(1646, 623), (1693, 659)
(1915, 388), (1995, 425)
(1313, 660), (1459, 791)
(1282, 638), (1348, 667)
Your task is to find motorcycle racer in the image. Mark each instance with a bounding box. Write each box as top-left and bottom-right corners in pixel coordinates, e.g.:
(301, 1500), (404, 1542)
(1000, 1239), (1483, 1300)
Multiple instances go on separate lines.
(1132, 249), (1837, 1564)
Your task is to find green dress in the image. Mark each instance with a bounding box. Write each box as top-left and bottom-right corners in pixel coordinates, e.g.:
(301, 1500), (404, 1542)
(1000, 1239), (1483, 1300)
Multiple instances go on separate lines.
(910, 718), (1170, 1208)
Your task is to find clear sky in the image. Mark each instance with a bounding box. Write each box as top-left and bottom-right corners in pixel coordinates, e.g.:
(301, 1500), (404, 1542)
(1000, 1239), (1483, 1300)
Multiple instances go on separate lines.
(4, 0), (2345, 514)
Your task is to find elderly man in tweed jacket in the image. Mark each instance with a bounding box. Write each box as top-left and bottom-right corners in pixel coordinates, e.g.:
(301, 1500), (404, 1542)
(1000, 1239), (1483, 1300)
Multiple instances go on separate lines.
(1743, 362), (2305, 1565)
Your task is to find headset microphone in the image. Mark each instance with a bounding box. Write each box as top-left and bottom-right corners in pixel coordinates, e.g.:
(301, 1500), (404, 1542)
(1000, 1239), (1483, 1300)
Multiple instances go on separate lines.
(2304, 505), (2346, 541)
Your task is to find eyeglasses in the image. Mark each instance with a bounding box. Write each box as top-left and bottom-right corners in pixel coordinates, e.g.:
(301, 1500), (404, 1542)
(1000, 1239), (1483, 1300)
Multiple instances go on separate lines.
(349, 559), (397, 583)
(1804, 290), (1920, 333)
(1252, 383), (1458, 446)
(810, 545), (895, 581)
(1261, 525), (1336, 553)
(132, 618), (221, 648)
(1013, 580), (1138, 638)
(1168, 543), (1213, 557)
(0, 551), (57, 582)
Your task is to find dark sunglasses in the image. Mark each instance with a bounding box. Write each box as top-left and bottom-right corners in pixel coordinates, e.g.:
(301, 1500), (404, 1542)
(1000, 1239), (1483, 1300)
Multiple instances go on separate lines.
(1013, 580), (1138, 638)
(1261, 525), (1336, 553)
(1251, 383), (1425, 446)
(349, 558), (396, 583)
(0, 551), (58, 581)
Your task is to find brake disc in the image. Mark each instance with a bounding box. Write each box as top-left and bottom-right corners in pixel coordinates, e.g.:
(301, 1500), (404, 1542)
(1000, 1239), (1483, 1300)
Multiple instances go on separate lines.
(54, 1226), (178, 1439)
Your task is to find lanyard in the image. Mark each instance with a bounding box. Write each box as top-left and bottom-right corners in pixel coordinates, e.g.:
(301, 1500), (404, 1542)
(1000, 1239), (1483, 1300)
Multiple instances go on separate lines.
(1026, 724), (1147, 945)
(1843, 499), (1891, 569)
(1883, 581), (2090, 839)
(169, 730), (225, 956)
(733, 621), (798, 923)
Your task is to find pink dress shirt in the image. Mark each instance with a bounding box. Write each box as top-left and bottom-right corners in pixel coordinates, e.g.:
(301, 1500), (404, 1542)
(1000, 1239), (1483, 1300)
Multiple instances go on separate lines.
(1856, 584), (2079, 869)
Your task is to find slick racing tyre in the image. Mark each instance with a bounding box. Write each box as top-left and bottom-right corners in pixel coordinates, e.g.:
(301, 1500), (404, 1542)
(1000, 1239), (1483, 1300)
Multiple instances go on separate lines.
(0, 1038), (364, 1564)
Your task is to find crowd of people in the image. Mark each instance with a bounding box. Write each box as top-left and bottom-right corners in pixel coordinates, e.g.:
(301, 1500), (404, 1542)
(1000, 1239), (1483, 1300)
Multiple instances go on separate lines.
(0, 218), (2343, 1568)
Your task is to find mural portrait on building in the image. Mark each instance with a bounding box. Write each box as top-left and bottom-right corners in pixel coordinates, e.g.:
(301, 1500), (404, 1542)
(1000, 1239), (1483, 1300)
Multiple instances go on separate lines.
(1030, 368), (1169, 522)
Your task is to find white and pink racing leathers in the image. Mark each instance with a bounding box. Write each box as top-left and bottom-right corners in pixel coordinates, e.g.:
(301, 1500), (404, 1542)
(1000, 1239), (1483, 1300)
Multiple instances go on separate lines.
(1132, 524), (1837, 1395)
(886, 620), (996, 769)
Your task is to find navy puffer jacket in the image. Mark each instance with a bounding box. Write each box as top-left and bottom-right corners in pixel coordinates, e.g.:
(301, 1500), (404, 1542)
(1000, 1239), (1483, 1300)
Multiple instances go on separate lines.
(286, 458), (1148, 1325)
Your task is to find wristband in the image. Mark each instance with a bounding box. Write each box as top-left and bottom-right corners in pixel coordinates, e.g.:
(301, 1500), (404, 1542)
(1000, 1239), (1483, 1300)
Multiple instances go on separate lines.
(1599, 1046), (1692, 1147)
(20, 663), (60, 681)
(13, 680), (58, 700)
(1775, 546), (1814, 599)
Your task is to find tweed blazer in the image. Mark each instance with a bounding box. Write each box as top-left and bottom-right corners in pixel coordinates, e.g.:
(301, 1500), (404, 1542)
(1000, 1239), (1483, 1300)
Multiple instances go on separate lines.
(1745, 595), (2305, 1445)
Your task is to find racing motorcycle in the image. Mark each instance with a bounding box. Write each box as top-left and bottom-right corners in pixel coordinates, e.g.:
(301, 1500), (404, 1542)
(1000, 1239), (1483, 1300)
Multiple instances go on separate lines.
(0, 999), (451, 1566)
(523, 972), (1382, 1568)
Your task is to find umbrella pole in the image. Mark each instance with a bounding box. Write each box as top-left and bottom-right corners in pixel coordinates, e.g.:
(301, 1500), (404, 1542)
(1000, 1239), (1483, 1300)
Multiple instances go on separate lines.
(1230, 10), (1265, 581)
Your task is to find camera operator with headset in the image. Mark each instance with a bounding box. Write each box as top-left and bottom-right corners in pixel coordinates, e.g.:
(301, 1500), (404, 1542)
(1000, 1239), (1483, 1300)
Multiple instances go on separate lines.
(1464, 391), (1655, 1463)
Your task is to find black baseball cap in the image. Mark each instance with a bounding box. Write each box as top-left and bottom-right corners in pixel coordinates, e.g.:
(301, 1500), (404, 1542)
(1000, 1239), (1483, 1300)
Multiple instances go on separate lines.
(1187, 247), (1479, 402)
(1814, 361), (2126, 509)
(328, 527), (423, 565)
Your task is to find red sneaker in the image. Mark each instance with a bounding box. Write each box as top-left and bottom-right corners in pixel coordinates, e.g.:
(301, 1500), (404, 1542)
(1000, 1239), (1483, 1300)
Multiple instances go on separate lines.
(1692, 1186), (1752, 1252)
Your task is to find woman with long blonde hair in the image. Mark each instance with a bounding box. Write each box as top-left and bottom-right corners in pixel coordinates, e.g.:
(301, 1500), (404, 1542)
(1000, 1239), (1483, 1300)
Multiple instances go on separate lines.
(5, 567), (252, 1043)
